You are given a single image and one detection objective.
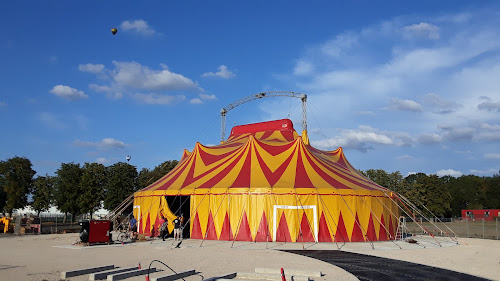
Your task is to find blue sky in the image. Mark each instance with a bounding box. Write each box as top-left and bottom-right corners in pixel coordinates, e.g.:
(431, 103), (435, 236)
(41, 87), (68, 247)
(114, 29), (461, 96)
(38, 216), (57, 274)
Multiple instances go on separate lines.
(1, 1), (500, 178)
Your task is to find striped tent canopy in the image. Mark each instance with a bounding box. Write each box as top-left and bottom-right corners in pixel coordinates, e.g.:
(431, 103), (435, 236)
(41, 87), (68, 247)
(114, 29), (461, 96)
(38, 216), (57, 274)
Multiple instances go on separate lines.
(133, 119), (399, 242)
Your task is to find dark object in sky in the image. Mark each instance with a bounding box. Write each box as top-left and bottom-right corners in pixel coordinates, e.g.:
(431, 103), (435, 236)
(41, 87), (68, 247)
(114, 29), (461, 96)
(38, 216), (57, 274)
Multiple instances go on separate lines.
(126, 155), (131, 161)
(111, 28), (118, 35)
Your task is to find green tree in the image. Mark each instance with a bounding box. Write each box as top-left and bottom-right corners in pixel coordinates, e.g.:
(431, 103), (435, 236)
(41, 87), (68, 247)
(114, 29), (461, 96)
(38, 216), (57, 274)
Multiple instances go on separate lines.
(138, 160), (179, 189)
(54, 163), (83, 221)
(0, 157), (36, 214)
(32, 174), (55, 216)
(403, 173), (452, 217)
(104, 162), (138, 211)
(447, 175), (486, 216)
(79, 162), (107, 216)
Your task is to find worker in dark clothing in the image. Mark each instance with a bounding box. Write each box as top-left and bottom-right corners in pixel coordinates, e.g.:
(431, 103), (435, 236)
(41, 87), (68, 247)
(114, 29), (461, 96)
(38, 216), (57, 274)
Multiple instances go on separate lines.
(173, 216), (181, 241)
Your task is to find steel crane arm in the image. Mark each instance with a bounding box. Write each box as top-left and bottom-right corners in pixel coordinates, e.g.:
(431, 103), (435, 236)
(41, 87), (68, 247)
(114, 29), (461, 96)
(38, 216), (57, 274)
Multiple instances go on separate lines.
(221, 91), (306, 114)
(220, 91), (308, 144)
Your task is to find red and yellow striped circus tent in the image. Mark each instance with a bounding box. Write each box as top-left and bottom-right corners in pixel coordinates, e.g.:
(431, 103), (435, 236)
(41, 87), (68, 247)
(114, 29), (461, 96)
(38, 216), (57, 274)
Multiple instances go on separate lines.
(133, 119), (399, 242)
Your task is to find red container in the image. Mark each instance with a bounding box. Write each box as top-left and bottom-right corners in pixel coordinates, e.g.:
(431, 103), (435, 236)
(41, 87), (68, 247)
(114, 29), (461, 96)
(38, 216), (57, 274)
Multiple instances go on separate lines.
(88, 220), (111, 243)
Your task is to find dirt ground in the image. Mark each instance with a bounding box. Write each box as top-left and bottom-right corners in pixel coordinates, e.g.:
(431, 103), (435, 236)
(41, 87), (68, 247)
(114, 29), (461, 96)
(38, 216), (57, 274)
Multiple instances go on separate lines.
(0, 233), (498, 281)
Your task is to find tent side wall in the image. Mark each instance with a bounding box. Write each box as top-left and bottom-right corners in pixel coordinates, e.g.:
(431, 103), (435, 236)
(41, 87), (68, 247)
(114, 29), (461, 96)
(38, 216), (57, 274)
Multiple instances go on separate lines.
(189, 192), (399, 242)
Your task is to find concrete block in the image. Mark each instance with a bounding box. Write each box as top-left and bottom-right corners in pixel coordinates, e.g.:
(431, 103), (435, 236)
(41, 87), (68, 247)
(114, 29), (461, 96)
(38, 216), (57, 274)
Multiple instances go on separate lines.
(107, 267), (158, 281)
(255, 267), (322, 277)
(202, 272), (237, 281)
(61, 265), (115, 278)
(89, 267), (138, 280)
(151, 269), (196, 281)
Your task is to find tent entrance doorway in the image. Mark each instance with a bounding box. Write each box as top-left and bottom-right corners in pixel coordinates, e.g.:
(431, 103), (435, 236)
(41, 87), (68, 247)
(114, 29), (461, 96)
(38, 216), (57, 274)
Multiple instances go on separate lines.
(273, 205), (318, 242)
(165, 195), (190, 238)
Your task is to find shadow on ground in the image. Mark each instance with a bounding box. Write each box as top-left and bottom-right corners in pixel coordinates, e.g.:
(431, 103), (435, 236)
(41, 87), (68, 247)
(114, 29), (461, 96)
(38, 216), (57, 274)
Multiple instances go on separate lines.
(282, 250), (489, 281)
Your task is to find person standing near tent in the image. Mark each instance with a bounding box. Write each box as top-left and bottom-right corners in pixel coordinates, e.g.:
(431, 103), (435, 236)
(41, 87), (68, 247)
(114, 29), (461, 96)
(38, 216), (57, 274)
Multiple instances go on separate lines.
(179, 214), (184, 239)
(158, 215), (168, 241)
(129, 215), (138, 240)
(173, 216), (181, 241)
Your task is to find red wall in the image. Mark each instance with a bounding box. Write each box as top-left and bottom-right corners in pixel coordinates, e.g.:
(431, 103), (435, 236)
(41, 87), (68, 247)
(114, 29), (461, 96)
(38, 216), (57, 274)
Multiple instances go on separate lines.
(461, 209), (500, 221)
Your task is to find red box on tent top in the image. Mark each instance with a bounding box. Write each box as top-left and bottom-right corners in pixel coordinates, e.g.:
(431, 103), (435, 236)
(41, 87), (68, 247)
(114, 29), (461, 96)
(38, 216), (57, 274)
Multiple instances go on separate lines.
(230, 119), (294, 137)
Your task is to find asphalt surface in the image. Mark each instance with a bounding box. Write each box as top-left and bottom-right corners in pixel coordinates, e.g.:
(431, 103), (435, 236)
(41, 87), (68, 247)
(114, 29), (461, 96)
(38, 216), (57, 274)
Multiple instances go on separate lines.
(282, 250), (490, 281)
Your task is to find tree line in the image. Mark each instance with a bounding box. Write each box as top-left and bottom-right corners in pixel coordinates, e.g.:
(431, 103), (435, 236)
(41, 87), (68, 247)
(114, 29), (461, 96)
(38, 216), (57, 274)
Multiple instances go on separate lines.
(0, 156), (178, 218)
(0, 156), (499, 218)
(361, 169), (500, 217)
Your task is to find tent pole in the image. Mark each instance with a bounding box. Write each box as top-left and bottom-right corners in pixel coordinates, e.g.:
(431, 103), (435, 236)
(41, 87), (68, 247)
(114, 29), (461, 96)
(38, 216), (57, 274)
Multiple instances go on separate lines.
(338, 193), (375, 250)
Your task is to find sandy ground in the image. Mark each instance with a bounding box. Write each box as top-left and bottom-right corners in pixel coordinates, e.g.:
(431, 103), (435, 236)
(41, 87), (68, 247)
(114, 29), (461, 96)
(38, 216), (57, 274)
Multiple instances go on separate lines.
(0, 233), (498, 281)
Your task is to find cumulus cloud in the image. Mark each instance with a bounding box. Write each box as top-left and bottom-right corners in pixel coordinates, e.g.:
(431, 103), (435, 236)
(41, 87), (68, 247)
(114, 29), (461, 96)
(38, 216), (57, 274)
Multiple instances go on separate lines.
(83, 61), (202, 104)
(50, 85), (88, 101)
(113, 61), (199, 91)
(436, 169), (463, 177)
(202, 65), (236, 79)
(386, 98), (423, 112)
(119, 19), (156, 35)
(73, 138), (127, 149)
(402, 22), (440, 39)
(190, 98), (203, 104)
(199, 93), (216, 100)
(478, 101), (500, 112)
(78, 63), (105, 74)
(133, 93), (186, 105)
(311, 126), (395, 152)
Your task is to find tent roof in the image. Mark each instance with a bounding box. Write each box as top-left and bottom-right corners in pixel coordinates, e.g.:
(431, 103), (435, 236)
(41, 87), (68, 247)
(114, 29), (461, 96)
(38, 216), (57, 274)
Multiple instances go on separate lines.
(136, 119), (388, 196)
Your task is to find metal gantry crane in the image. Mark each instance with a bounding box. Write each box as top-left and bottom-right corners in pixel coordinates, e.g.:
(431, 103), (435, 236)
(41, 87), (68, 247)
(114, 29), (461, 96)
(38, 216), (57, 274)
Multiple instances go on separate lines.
(220, 91), (308, 144)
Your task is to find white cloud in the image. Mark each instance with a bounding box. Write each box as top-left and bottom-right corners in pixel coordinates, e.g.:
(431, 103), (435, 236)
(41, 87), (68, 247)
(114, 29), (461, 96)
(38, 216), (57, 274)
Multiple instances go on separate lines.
(119, 19), (156, 35)
(386, 98), (423, 112)
(50, 85), (88, 101)
(202, 65), (236, 79)
(436, 169), (463, 177)
(199, 94), (216, 100)
(78, 63), (105, 74)
(402, 22), (440, 39)
(112, 61), (200, 91)
(0, 102), (6, 107)
(133, 93), (186, 105)
(73, 138), (127, 149)
(190, 98), (203, 104)
(484, 153), (500, 160)
(311, 126), (395, 152)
